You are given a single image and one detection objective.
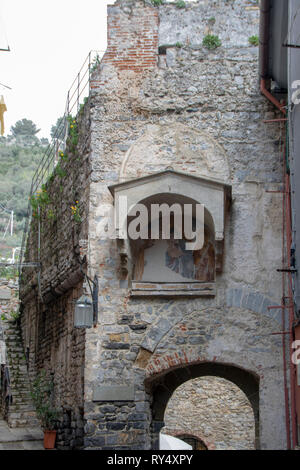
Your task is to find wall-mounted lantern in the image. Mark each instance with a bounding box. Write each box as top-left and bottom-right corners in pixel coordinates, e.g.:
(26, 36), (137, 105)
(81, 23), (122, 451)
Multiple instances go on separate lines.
(74, 274), (98, 328)
(74, 295), (93, 328)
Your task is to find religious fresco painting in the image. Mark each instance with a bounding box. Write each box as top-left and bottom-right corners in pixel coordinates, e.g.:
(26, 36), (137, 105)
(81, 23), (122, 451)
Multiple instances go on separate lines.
(133, 228), (215, 283)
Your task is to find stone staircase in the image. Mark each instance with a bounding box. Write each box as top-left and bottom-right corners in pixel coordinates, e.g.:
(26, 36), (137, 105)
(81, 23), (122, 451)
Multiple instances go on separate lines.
(3, 323), (40, 429)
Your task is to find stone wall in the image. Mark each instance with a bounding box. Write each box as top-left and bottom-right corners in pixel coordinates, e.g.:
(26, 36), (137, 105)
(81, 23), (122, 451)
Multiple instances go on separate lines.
(84, 0), (286, 450)
(163, 376), (255, 450)
(0, 277), (19, 364)
(19, 103), (91, 448)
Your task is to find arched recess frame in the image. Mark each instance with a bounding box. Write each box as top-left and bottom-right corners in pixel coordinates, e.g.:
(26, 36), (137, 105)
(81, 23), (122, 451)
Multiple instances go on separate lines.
(145, 362), (260, 450)
(109, 169), (231, 296)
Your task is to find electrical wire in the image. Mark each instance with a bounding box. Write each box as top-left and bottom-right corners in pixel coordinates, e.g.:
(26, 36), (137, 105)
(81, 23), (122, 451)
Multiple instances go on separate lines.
(0, 2), (10, 51)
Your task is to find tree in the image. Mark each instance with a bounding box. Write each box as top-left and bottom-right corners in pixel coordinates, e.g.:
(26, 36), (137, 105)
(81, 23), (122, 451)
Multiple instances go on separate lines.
(10, 119), (40, 138)
(50, 116), (65, 140)
(40, 137), (50, 147)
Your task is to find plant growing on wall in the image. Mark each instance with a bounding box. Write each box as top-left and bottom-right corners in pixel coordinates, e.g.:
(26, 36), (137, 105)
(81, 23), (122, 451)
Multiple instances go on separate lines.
(249, 35), (259, 46)
(30, 185), (50, 218)
(1, 309), (19, 323)
(151, 0), (163, 6)
(202, 34), (221, 49)
(71, 200), (81, 223)
(175, 0), (186, 8)
(90, 54), (101, 75)
(67, 115), (79, 154)
(54, 162), (67, 179)
(30, 370), (59, 431)
(59, 150), (68, 162)
(0, 266), (18, 279)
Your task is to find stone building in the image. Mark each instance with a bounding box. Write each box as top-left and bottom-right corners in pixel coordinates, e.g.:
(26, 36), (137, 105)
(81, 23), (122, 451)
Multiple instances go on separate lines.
(19, 0), (290, 450)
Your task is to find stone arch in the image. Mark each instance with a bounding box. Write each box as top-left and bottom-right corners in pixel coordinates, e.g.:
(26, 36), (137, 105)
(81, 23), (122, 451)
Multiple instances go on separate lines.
(170, 431), (213, 450)
(145, 361), (259, 449)
(140, 292), (281, 354)
(119, 123), (231, 184)
(134, 303), (286, 449)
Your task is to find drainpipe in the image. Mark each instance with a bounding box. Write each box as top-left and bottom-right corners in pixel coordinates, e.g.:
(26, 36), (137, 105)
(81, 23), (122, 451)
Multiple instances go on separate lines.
(259, 0), (286, 115)
(259, 0), (291, 449)
(286, 169), (298, 449)
(260, 78), (286, 115)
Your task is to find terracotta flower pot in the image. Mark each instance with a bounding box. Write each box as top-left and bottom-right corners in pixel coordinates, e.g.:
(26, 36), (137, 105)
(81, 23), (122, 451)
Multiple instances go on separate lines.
(43, 430), (57, 449)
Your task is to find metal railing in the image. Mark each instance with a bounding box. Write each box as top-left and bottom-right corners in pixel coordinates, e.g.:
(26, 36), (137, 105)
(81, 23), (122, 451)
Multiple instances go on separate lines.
(18, 50), (104, 275)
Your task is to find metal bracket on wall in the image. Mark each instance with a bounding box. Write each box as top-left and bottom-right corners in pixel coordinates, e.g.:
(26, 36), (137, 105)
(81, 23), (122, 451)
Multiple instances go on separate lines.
(81, 269), (99, 327)
(282, 44), (300, 48)
(277, 268), (298, 273)
(0, 262), (41, 268)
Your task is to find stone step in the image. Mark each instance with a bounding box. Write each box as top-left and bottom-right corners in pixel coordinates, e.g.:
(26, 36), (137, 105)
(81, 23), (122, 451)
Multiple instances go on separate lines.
(3, 324), (39, 429)
(0, 440), (44, 450)
(11, 391), (31, 396)
(10, 381), (31, 388)
(8, 420), (41, 429)
(11, 387), (31, 392)
(8, 405), (36, 412)
(0, 419), (44, 449)
(11, 394), (32, 400)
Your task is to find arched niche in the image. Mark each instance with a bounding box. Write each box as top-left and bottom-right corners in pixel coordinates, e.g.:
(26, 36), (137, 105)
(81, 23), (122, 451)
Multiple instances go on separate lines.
(109, 169), (231, 296)
(119, 123), (231, 184)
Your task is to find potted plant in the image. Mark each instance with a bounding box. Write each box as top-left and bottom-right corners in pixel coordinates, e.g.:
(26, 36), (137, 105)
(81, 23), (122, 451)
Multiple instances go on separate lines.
(30, 370), (59, 449)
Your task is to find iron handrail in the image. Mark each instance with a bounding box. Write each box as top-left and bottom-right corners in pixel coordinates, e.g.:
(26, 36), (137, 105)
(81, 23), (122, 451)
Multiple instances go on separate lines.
(18, 50), (103, 276)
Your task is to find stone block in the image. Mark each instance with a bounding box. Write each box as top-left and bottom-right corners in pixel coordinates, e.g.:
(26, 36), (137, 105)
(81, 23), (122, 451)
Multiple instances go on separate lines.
(0, 289), (11, 300)
(93, 385), (135, 402)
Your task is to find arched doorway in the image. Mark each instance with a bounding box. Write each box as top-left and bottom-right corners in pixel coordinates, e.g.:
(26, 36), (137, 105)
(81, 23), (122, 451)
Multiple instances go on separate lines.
(173, 433), (208, 450)
(162, 376), (256, 450)
(146, 362), (260, 450)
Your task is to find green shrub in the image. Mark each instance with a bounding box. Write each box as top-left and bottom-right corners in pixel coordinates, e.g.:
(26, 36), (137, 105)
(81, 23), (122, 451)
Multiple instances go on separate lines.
(176, 0), (186, 8)
(30, 371), (60, 431)
(151, 0), (163, 5)
(249, 35), (259, 46)
(202, 34), (221, 50)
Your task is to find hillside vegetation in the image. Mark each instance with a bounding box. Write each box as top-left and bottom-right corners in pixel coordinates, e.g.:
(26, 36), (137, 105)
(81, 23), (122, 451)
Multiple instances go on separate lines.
(0, 119), (52, 262)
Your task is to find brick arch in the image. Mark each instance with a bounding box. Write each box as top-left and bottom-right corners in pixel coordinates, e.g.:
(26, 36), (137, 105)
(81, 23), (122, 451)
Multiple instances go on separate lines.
(145, 361), (259, 450)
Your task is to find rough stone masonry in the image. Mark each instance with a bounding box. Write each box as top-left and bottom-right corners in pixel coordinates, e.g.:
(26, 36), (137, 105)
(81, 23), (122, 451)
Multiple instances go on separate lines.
(20, 0), (288, 450)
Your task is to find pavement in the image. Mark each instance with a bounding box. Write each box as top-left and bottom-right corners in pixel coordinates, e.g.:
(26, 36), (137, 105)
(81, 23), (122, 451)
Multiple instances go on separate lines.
(0, 418), (44, 450)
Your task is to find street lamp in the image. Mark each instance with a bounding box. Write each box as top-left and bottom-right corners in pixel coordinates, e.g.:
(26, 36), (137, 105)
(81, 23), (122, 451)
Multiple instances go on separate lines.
(73, 274), (98, 328)
(74, 295), (94, 328)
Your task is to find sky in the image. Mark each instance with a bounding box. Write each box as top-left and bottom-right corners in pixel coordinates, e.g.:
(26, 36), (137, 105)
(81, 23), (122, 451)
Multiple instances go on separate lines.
(0, 0), (117, 138)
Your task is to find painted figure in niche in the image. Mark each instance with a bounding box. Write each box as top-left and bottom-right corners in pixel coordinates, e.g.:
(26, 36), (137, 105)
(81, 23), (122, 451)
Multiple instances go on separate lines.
(133, 228), (215, 282)
(166, 229), (215, 281)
